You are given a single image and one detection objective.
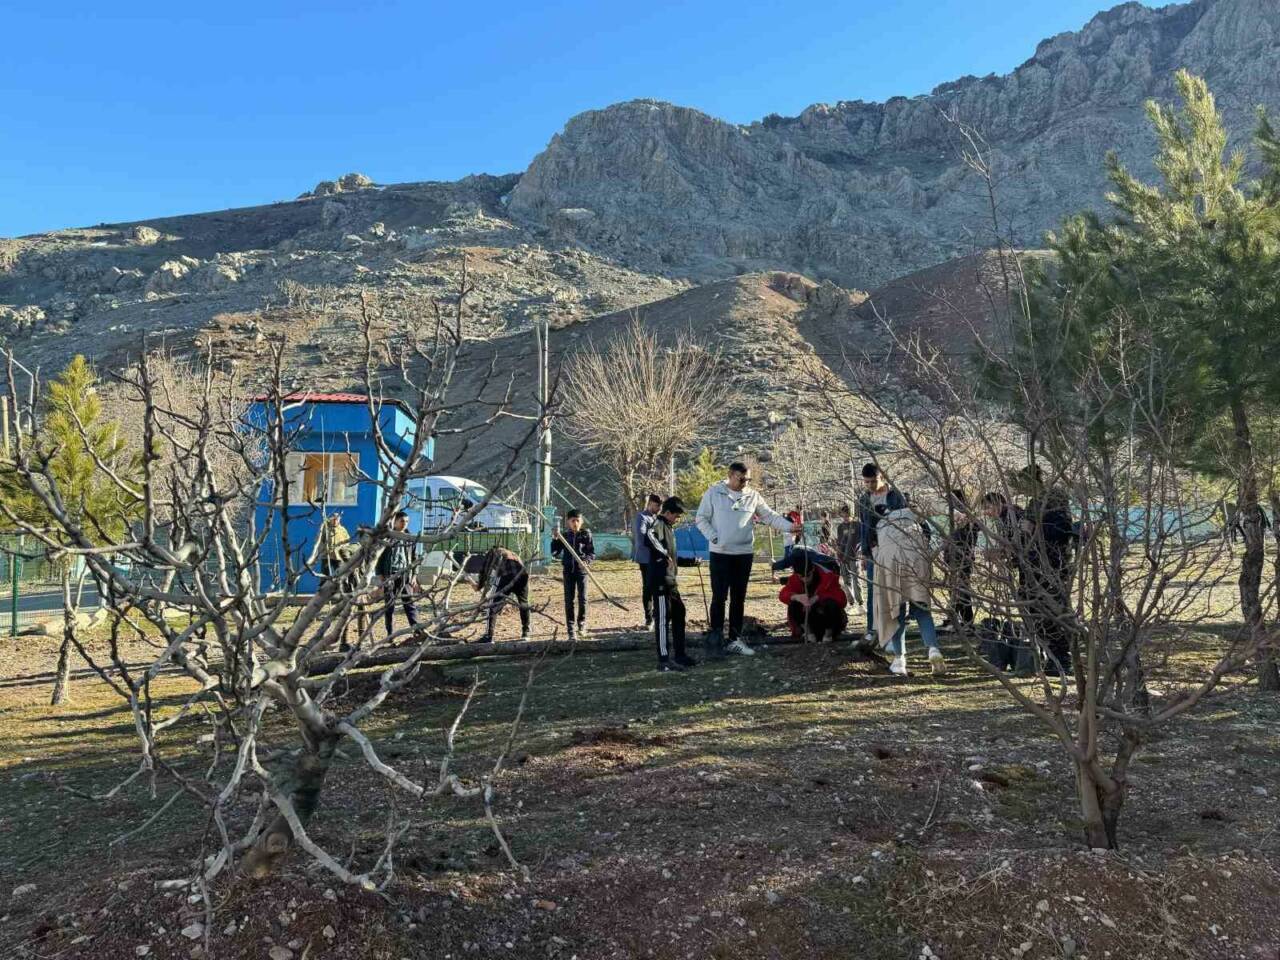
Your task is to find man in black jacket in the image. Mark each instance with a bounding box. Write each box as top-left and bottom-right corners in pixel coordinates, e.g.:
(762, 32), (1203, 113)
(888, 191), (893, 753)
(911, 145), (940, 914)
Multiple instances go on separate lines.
(551, 509), (596, 640)
(376, 510), (420, 639)
(943, 489), (978, 631)
(1020, 468), (1076, 674)
(646, 496), (697, 672)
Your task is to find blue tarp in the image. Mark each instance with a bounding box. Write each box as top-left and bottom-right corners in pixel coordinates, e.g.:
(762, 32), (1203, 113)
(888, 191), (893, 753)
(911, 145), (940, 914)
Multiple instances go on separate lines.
(675, 525), (709, 561)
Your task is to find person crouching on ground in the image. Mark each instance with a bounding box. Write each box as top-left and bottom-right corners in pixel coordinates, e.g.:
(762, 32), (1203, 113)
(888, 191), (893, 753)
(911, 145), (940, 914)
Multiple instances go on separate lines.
(632, 493), (662, 629)
(552, 508), (596, 641)
(779, 552), (848, 643)
(696, 461), (803, 657)
(646, 496), (698, 672)
(472, 545), (531, 643)
(872, 502), (946, 677)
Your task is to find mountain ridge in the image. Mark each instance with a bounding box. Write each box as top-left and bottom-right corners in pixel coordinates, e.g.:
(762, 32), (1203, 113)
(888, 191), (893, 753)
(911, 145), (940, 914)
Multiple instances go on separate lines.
(508, 0), (1279, 287)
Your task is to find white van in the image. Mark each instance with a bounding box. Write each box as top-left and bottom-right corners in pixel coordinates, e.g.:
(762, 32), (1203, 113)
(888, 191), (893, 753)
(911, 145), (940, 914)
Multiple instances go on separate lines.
(408, 475), (531, 532)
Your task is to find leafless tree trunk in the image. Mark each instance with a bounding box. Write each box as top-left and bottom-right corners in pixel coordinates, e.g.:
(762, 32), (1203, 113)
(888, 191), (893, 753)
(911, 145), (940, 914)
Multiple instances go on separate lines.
(49, 562), (87, 706)
(2, 265), (549, 891)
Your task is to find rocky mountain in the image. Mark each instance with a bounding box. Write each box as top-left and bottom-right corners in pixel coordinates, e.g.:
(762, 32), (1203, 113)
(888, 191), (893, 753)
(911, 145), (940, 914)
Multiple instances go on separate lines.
(509, 0), (1280, 288)
(1, 0), (1277, 511)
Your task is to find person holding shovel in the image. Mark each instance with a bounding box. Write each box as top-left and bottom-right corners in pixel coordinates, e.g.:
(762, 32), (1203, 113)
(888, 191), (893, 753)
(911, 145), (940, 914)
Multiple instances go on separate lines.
(551, 508), (596, 641)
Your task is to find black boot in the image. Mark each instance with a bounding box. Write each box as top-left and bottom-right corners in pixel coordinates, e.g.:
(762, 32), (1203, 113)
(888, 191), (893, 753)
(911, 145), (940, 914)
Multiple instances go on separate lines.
(703, 628), (725, 659)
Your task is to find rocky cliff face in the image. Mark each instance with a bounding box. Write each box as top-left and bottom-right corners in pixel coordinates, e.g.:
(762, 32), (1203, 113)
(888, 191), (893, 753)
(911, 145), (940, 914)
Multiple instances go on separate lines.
(509, 0), (1280, 288)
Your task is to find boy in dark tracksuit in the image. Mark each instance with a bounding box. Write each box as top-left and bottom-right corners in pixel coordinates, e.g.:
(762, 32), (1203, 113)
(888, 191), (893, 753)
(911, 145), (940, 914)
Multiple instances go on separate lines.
(646, 496), (697, 672)
(551, 509), (596, 640)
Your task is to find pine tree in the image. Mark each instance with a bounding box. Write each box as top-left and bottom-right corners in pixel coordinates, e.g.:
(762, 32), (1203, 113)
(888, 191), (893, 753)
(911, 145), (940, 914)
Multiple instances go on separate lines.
(1016, 71), (1280, 688)
(0, 356), (142, 704)
(674, 447), (723, 508)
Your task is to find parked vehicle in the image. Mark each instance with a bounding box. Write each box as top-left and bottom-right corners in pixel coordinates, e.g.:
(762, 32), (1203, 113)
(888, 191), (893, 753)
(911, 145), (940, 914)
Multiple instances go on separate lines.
(407, 476), (531, 532)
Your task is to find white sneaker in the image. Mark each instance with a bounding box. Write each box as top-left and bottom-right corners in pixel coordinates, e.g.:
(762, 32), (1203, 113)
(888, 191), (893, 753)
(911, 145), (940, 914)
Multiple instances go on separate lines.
(889, 653), (909, 676)
(804, 629), (819, 645)
(726, 639), (756, 657)
(928, 647), (946, 676)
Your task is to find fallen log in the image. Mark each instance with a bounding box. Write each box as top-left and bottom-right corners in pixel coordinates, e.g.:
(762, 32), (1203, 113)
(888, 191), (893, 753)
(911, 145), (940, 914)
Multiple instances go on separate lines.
(304, 627), (884, 676)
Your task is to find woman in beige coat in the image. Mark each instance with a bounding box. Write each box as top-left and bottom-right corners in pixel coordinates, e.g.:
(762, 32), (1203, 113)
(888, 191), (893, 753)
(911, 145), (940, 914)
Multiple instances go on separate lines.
(872, 505), (945, 676)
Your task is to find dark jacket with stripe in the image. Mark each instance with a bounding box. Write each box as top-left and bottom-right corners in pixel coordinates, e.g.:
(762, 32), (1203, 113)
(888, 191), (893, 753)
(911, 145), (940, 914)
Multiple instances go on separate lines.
(645, 516), (680, 593)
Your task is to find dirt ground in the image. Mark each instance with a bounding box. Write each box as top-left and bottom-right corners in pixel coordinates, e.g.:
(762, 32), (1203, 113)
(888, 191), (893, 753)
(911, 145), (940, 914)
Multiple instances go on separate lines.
(1, 560), (1278, 960)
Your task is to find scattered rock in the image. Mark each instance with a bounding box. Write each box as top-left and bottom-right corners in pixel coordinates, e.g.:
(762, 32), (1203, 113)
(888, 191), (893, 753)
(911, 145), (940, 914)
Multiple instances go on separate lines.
(131, 225), (162, 245)
(180, 922), (204, 940)
(11, 883), (36, 899)
(532, 899), (557, 911)
(145, 257), (198, 295)
(268, 947), (293, 960)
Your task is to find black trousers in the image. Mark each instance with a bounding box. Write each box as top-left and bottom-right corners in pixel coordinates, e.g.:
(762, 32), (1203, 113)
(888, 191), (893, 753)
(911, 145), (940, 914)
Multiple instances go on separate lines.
(1019, 570), (1071, 668)
(654, 587), (687, 662)
(638, 563), (654, 623)
(951, 577), (975, 627)
(382, 573), (418, 636)
(709, 552), (753, 639)
(486, 571), (531, 640)
(787, 598), (848, 639)
(563, 569), (587, 628)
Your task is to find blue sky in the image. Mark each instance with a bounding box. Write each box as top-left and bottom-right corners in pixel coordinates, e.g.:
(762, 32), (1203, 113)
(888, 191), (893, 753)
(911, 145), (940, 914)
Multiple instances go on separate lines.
(2, 0), (1132, 236)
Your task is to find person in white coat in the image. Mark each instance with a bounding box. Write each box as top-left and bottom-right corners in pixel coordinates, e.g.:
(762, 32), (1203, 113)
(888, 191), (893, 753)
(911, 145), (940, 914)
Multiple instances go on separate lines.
(872, 504), (945, 677)
(696, 461), (803, 656)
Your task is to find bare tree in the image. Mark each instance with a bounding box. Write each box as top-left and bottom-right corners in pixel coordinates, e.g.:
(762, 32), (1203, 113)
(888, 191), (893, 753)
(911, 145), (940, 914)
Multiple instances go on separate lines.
(815, 299), (1264, 848)
(796, 103), (1273, 848)
(563, 316), (738, 520)
(0, 275), (549, 907)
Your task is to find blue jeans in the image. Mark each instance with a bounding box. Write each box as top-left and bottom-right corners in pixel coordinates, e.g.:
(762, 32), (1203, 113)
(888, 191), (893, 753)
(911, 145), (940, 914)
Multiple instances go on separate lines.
(890, 602), (937, 655)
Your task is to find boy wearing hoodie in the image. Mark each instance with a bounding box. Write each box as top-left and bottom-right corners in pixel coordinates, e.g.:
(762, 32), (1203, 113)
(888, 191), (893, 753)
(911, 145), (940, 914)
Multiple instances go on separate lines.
(696, 462), (802, 657)
(646, 496), (698, 672)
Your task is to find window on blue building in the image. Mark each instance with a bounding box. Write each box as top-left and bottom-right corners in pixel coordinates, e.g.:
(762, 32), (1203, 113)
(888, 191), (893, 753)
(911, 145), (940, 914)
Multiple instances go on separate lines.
(284, 452), (360, 505)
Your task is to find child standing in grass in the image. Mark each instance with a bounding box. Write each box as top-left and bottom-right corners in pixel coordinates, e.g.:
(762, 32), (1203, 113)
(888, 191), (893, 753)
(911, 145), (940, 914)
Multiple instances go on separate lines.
(552, 509), (596, 641)
(646, 496), (698, 672)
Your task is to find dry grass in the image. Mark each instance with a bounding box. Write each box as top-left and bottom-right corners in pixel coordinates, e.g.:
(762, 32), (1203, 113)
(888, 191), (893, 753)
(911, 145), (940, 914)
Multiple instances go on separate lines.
(1, 560), (1278, 959)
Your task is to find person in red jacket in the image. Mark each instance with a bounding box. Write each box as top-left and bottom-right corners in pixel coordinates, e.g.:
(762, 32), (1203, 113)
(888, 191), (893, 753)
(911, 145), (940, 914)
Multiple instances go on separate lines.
(779, 551), (848, 643)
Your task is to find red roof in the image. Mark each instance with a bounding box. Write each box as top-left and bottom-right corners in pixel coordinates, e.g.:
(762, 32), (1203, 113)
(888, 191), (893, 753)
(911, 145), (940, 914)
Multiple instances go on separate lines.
(251, 392), (415, 414)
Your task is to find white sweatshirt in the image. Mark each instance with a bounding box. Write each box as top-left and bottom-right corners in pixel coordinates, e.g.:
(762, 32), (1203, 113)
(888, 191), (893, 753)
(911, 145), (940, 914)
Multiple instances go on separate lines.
(695, 480), (793, 556)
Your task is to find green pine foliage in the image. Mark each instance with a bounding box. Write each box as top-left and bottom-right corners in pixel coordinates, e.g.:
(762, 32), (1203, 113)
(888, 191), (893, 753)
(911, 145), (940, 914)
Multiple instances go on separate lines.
(674, 447), (723, 508)
(1004, 71), (1280, 466)
(0, 355), (141, 545)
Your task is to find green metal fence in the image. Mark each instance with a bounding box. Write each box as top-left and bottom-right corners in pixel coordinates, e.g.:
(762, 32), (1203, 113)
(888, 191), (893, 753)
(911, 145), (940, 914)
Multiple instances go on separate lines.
(0, 534), (80, 636)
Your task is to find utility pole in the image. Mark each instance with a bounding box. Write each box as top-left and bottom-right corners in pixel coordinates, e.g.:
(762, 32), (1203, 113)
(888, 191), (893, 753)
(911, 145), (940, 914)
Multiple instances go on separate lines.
(534, 319), (553, 566)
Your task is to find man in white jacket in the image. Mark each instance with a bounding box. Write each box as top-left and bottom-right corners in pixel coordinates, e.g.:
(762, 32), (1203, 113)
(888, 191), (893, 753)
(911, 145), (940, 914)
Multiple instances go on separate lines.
(696, 461), (803, 656)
